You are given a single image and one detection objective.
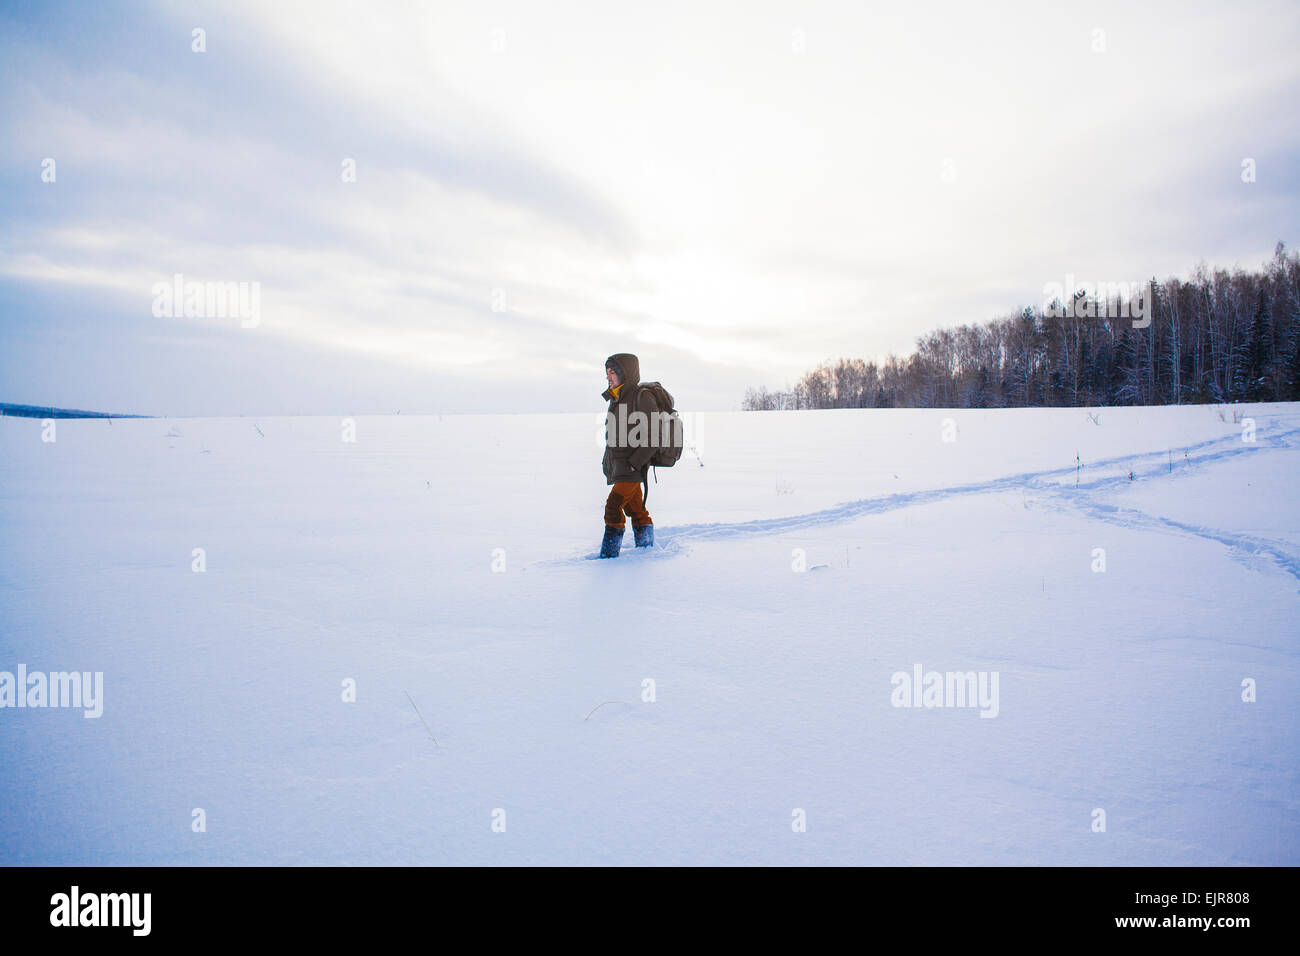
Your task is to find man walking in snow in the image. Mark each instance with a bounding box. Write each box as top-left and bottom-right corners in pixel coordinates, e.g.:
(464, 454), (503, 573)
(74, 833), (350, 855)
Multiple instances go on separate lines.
(600, 353), (656, 557)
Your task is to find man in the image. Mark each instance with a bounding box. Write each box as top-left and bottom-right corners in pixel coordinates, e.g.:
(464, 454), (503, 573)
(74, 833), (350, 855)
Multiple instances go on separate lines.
(600, 352), (657, 558)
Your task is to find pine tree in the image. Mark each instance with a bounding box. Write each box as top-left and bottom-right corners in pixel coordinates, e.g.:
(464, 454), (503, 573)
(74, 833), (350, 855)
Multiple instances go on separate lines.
(1247, 290), (1273, 400)
(1285, 321), (1300, 401)
(971, 365), (990, 408)
(1079, 336), (1095, 405)
(1112, 329), (1137, 404)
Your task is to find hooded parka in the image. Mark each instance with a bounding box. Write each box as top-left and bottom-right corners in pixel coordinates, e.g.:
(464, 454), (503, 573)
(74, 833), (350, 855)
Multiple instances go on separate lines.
(601, 352), (660, 485)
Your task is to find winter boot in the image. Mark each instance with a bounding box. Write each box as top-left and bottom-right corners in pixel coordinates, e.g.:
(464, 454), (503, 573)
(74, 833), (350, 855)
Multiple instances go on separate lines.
(599, 525), (624, 558)
(633, 523), (654, 548)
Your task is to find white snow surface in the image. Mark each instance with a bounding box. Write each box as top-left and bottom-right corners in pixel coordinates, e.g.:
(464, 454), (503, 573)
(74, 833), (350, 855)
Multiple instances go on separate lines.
(1, 403), (1297, 865)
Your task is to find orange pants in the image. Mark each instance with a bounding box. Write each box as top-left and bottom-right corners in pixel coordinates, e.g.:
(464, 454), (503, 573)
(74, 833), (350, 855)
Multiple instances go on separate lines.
(604, 481), (652, 529)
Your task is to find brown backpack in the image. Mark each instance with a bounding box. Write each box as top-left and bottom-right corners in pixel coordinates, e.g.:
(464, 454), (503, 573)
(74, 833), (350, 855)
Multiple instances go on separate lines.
(633, 382), (684, 468)
(631, 382), (684, 506)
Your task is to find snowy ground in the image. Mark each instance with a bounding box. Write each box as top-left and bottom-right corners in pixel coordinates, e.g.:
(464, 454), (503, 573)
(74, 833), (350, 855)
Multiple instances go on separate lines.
(1, 403), (1297, 865)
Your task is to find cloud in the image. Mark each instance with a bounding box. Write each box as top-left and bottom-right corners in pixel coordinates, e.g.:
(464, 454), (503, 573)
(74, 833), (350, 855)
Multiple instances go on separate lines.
(1, 0), (1297, 412)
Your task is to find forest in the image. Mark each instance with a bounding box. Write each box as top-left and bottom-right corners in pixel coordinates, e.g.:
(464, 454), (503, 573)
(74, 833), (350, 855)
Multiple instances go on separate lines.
(743, 243), (1300, 410)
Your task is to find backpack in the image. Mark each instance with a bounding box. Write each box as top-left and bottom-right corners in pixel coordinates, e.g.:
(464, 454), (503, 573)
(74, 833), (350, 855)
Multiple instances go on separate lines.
(632, 382), (684, 505)
(634, 382), (684, 467)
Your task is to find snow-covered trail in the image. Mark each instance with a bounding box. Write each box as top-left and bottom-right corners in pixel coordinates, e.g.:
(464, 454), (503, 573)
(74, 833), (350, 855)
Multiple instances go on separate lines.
(552, 416), (1300, 584)
(1, 404), (1297, 865)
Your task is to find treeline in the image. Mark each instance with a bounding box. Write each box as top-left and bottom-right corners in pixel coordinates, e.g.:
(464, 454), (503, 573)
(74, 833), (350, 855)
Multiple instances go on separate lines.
(743, 243), (1300, 410)
(0, 402), (149, 419)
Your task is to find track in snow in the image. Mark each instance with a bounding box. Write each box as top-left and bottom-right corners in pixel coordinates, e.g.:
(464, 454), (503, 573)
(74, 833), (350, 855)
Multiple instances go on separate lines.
(542, 420), (1300, 579)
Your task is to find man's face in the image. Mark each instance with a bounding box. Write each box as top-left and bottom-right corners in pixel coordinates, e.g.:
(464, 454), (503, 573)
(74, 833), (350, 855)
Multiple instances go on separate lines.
(606, 366), (619, 387)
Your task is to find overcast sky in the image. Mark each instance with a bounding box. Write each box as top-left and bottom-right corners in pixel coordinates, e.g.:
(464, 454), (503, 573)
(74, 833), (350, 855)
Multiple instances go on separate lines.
(2, 0), (1297, 415)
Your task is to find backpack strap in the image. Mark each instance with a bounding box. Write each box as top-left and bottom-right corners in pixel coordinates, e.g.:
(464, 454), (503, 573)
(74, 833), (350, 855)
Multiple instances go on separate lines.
(642, 464), (658, 507)
(632, 384), (657, 507)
